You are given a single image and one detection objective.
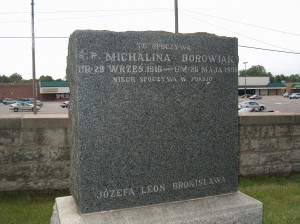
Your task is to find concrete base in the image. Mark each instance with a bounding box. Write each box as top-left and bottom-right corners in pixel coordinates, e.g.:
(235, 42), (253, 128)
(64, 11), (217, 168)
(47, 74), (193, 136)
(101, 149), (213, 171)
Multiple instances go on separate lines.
(50, 192), (262, 224)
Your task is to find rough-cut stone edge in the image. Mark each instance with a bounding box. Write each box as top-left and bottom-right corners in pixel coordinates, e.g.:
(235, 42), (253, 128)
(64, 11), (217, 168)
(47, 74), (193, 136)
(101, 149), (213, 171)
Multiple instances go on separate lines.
(239, 113), (300, 125)
(50, 192), (262, 224)
(2, 113), (299, 130)
(0, 114), (68, 129)
(0, 116), (22, 129)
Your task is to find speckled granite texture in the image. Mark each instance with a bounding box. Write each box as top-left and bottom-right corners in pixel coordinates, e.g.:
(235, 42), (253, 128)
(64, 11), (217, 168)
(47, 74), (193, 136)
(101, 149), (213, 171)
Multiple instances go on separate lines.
(67, 30), (239, 214)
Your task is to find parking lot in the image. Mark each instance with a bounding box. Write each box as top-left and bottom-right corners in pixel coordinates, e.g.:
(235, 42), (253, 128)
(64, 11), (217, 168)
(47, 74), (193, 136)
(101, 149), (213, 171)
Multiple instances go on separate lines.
(0, 101), (68, 115)
(0, 96), (300, 116)
(238, 96), (300, 113)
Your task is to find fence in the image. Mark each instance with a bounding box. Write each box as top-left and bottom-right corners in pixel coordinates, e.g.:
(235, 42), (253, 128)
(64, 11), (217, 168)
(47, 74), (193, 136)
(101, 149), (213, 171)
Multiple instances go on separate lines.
(1, 113), (300, 191)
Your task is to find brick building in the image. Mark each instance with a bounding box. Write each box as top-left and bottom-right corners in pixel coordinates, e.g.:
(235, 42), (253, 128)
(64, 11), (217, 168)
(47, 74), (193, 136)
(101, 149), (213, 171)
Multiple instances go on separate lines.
(282, 82), (300, 93)
(0, 81), (70, 101)
(0, 83), (41, 100)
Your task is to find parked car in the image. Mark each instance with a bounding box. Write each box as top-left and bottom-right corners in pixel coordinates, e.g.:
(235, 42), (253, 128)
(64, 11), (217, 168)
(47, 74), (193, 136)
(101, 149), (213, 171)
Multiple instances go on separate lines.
(19, 98), (43, 106)
(9, 102), (40, 112)
(60, 101), (69, 108)
(249, 95), (262, 100)
(238, 101), (266, 111)
(282, 92), (291, 98)
(1, 98), (11, 103)
(19, 98), (32, 102)
(238, 108), (262, 113)
(2, 98), (17, 105)
(27, 99), (43, 107)
(289, 93), (300, 99)
(240, 94), (252, 98)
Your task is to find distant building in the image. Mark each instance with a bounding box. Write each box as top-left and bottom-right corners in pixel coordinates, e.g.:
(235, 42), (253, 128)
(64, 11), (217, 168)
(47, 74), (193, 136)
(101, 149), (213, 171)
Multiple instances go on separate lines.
(39, 80), (69, 101)
(0, 82), (41, 100)
(281, 82), (300, 93)
(0, 81), (69, 101)
(238, 77), (286, 96)
(0, 78), (294, 101)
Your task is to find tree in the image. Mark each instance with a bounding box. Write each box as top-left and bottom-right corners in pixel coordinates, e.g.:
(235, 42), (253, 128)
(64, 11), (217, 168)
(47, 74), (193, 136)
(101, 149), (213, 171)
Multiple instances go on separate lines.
(273, 74), (289, 83)
(239, 65), (300, 82)
(239, 65), (275, 83)
(39, 75), (53, 81)
(239, 65), (271, 77)
(0, 75), (10, 83)
(9, 73), (23, 83)
(289, 74), (300, 82)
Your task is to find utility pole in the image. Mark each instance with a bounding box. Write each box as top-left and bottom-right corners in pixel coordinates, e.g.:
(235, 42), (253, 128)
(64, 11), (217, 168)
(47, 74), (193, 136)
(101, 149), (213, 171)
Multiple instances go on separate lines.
(31, 0), (37, 114)
(243, 62), (248, 95)
(174, 0), (179, 33)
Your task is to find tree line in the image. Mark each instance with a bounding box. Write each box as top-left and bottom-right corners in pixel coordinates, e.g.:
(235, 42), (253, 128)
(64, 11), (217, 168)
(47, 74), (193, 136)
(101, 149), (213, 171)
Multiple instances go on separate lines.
(239, 65), (300, 82)
(0, 73), (63, 83)
(1, 65), (300, 83)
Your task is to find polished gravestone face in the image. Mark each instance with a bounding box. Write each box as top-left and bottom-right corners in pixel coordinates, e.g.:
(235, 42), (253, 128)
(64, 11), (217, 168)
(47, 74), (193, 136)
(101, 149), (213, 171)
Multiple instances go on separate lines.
(67, 30), (239, 214)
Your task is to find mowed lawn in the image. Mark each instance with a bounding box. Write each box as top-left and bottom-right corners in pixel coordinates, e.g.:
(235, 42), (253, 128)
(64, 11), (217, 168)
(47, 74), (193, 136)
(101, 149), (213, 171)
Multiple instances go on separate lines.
(0, 190), (69, 224)
(0, 173), (299, 224)
(239, 173), (300, 224)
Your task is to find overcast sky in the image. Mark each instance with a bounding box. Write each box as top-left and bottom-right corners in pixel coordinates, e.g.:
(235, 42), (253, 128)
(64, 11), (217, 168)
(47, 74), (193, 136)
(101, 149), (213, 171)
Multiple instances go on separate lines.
(0, 0), (299, 80)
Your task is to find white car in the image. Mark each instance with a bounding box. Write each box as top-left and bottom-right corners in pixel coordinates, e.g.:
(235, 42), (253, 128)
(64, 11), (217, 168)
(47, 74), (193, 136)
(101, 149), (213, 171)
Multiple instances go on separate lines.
(9, 102), (40, 112)
(238, 108), (261, 113)
(238, 101), (266, 111)
(25, 99), (43, 107)
(2, 99), (17, 105)
(249, 95), (262, 100)
(289, 93), (300, 99)
(19, 98), (43, 106)
(60, 101), (69, 108)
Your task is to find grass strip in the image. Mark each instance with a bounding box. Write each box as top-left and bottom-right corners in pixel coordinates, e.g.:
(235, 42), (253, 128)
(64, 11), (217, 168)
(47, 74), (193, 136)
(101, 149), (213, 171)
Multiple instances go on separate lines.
(0, 173), (299, 224)
(239, 173), (300, 224)
(0, 190), (69, 224)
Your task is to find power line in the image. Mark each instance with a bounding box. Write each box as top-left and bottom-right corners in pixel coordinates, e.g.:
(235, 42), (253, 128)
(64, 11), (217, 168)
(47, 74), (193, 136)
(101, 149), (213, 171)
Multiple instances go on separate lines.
(273, 0), (300, 6)
(37, 8), (170, 14)
(183, 9), (300, 37)
(1, 6), (299, 42)
(0, 11), (28, 15)
(180, 11), (297, 53)
(238, 45), (300, 54)
(0, 20), (28, 24)
(0, 8), (170, 15)
(0, 36), (68, 39)
(0, 8), (172, 23)
(0, 6), (299, 55)
(35, 9), (172, 22)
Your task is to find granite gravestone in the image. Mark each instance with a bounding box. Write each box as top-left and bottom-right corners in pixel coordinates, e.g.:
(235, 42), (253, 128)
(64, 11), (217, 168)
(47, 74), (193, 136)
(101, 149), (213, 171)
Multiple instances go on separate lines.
(67, 30), (239, 214)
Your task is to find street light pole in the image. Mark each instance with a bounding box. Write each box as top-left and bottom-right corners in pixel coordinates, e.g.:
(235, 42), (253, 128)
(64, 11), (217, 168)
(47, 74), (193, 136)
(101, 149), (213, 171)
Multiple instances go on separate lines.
(243, 62), (248, 95)
(31, 0), (37, 114)
(174, 0), (179, 34)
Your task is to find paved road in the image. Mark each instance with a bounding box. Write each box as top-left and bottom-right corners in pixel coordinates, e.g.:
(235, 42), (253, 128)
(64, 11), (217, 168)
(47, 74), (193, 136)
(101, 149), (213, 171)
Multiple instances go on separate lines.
(1, 96), (300, 116)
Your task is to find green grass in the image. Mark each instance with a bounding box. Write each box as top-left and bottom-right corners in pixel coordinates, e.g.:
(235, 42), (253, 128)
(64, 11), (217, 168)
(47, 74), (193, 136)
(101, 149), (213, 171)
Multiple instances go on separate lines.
(239, 173), (300, 224)
(0, 174), (299, 224)
(0, 190), (69, 224)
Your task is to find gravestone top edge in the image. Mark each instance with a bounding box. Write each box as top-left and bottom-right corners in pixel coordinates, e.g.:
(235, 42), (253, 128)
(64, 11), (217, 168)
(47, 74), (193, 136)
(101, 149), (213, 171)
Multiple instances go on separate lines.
(69, 29), (237, 40)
